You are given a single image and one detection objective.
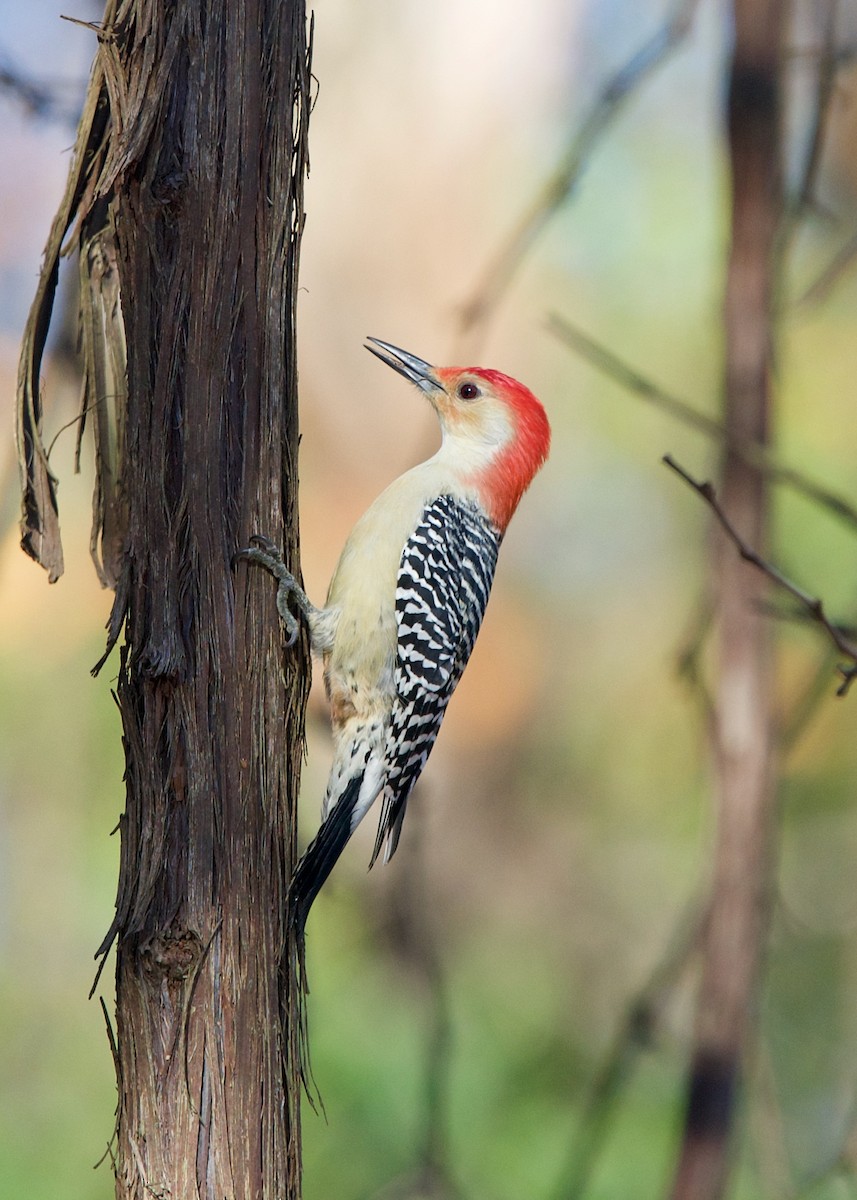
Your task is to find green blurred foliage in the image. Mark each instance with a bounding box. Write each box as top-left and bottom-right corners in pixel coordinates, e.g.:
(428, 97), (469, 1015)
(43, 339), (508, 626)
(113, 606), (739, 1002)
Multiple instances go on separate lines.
(0, 498), (120, 1200)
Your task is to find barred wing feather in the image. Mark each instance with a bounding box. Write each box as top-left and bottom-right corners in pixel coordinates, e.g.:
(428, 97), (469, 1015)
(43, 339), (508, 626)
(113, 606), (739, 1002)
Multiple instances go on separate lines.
(370, 495), (501, 865)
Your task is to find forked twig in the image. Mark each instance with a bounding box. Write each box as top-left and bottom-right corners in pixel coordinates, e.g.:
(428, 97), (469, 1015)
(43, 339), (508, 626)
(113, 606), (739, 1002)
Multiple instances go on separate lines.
(663, 455), (857, 695)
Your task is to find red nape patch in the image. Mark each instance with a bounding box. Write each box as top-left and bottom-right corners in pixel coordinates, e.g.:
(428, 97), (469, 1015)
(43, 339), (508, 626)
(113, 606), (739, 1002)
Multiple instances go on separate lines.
(469, 369), (551, 530)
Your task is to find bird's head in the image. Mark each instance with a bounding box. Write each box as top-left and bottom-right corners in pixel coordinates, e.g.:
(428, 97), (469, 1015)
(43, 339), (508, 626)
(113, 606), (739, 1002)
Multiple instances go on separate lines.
(366, 336), (550, 530)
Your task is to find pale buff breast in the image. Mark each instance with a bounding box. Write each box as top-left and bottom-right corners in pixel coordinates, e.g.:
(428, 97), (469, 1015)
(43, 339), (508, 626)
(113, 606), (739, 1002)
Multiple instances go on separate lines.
(321, 458), (473, 725)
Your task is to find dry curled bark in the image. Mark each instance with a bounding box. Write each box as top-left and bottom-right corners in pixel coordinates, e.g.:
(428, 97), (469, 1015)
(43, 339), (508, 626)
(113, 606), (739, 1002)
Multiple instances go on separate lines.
(18, 2), (311, 1197)
(669, 3), (783, 1198)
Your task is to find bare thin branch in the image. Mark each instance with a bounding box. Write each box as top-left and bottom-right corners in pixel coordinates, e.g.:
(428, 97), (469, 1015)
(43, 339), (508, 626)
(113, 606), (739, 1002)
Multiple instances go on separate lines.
(548, 312), (720, 438)
(458, 0), (701, 333)
(548, 313), (857, 531)
(663, 455), (857, 695)
(797, 227), (857, 308)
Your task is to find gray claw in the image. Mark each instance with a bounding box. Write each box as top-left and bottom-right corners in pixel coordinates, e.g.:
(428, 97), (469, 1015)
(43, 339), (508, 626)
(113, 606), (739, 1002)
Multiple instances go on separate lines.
(249, 533), (283, 561)
(236, 534), (310, 647)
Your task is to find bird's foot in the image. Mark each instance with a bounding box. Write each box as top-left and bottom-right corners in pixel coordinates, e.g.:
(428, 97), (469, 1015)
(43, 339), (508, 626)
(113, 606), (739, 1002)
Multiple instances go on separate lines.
(234, 535), (309, 647)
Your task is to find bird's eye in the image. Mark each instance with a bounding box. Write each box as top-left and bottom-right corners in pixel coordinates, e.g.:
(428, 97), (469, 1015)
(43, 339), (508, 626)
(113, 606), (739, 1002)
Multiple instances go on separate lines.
(458, 382), (480, 401)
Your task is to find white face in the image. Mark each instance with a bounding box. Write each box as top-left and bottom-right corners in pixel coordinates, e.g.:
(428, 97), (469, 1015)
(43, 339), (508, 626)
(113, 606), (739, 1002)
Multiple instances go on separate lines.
(432, 372), (516, 463)
(363, 341), (523, 471)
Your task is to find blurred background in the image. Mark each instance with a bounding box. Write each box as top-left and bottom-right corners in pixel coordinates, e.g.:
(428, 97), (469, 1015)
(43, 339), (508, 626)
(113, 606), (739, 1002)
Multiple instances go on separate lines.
(3, 1), (857, 1197)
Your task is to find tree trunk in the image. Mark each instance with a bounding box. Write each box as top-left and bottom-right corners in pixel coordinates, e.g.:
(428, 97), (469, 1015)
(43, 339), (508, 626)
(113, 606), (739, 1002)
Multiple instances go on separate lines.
(669, 3), (782, 1198)
(87, 3), (311, 1197)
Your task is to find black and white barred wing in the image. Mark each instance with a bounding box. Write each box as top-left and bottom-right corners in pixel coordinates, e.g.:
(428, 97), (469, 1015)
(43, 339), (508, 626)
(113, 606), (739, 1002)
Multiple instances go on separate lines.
(370, 495), (501, 866)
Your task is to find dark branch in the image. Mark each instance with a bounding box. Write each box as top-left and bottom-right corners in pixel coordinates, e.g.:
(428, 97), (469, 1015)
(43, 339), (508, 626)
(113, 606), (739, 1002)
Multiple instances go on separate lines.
(663, 454), (857, 695)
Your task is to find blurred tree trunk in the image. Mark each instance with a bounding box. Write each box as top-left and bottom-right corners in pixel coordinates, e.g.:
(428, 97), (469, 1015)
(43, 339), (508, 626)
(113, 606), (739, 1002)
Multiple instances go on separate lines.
(77, 3), (312, 1197)
(670, 3), (783, 1198)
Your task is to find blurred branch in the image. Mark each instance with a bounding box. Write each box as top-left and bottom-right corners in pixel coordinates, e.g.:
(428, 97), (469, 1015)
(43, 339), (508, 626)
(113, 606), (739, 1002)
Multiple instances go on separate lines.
(782, 0), (839, 239)
(748, 1037), (795, 1199)
(755, 597), (857, 641)
(549, 903), (706, 1200)
(548, 312), (722, 439)
(673, 571), (848, 764)
(674, 596), (716, 731)
(796, 227), (857, 308)
(550, 301), (857, 733)
(669, 5), (783, 1196)
(458, 0), (701, 336)
(0, 48), (82, 127)
(548, 313), (857, 532)
(780, 644), (849, 749)
(754, 595), (855, 753)
(790, 3), (857, 307)
(664, 455), (857, 696)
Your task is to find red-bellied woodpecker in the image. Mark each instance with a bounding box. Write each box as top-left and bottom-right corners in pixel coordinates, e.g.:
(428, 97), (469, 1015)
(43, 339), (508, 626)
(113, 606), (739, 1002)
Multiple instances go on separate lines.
(237, 338), (550, 951)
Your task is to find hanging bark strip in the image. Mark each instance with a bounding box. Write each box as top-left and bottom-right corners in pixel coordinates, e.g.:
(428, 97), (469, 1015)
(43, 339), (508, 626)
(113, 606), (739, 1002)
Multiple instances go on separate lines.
(669, 3), (783, 1198)
(17, 2), (312, 1197)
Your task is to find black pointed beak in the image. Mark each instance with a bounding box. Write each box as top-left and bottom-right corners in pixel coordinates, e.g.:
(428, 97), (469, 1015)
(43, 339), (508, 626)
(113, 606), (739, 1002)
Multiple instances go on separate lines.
(365, 337), (444, 395)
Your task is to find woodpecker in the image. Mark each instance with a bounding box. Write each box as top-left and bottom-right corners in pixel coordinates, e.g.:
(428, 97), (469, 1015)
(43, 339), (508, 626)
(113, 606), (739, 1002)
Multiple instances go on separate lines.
(237, 338), (550, 952)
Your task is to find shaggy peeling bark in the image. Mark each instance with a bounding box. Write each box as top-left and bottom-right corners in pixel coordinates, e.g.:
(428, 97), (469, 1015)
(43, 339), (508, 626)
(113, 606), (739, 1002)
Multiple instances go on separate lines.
(17, 2), (311, 1197)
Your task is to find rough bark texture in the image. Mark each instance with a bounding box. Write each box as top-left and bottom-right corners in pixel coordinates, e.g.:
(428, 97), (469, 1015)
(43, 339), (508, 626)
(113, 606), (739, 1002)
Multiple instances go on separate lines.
(80, 3), (312, 1197)
(669, 4), (783, 1198)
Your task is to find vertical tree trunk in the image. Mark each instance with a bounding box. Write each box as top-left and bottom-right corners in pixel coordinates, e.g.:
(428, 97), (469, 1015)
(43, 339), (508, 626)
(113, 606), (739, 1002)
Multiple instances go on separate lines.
(670, 3), (783, 1198)
(89, 3), (311, 1197)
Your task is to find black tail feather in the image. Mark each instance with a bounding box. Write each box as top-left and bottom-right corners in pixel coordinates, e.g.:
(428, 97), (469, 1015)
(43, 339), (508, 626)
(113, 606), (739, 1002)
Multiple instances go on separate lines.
(368, 794), (408, 868)
(287, 774), (362, 1102)
(289, 774), (363, 947)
